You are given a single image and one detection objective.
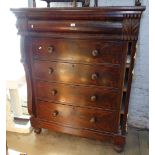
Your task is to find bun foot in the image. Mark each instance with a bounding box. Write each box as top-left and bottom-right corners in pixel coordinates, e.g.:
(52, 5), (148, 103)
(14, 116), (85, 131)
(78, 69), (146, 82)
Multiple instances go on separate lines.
(112, 134), (125, 152)
(34, 128), (42, 134)
(113, 145), (124, 153)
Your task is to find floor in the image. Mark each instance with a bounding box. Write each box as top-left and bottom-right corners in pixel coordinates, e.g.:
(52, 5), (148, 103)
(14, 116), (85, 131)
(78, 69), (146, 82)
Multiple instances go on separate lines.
(7, 127), (149, 155)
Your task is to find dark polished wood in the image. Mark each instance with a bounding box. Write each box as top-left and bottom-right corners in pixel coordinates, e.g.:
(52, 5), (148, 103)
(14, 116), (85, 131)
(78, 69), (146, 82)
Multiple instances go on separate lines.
(122, 42), (137, 134)
(112, 134), (126, 152)
(35, 81), (120, 110)
(11, 7), (145, 152)
(34, 128), (42, 134)
(28, 20), (122, 33)
(32, 38), (125, 65)
(32, 60), (121, 88)
(36, 100), (118, 133)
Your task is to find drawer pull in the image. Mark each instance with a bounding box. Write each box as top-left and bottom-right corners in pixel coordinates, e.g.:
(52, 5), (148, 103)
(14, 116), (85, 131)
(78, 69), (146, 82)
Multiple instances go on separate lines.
(90, 95), (97, 102)
(91, 73), (98, 80)
(51, 89), (57, 96)
(52, 110), (59, 117)
(48, 68), (54, 74)
(92, 50), (99, 57)
(48, 46), (54, 54)
(90, 117), (96, 123)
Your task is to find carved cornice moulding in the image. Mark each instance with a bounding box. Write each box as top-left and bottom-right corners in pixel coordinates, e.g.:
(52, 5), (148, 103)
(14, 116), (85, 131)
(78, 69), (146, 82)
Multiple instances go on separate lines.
(122, 13), (142, 41)
(12, 7), (145, 41)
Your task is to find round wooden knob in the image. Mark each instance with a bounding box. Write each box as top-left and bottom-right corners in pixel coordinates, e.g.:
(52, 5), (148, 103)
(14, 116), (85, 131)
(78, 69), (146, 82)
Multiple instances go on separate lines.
(52, 110), (58, 117)
(90, 95), (97, 102)
(90, 117), (96, 123)
(92, 50), (99, 57)
(91, 73), (98, 80)
(51, 89), (57, 96)
(48, 68), (53, 74)
(48, 46), (54, 54)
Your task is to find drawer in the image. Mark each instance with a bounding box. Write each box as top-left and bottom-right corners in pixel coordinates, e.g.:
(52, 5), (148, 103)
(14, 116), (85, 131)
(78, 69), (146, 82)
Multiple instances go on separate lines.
(35, 81), (120, 110)
(28, 20), (122, 34)
(36, 100), (118, 133)
(32, 61), (121, 88)
(32, 38), (124, 65)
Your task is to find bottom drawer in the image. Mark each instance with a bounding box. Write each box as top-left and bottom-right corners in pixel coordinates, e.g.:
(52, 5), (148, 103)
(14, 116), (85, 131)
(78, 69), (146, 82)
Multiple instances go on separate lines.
(36, 100), (118, 133)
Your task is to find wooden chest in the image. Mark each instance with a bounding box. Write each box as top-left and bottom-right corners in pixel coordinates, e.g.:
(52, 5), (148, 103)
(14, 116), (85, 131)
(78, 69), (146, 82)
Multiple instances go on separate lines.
(11, 7), (145, 152)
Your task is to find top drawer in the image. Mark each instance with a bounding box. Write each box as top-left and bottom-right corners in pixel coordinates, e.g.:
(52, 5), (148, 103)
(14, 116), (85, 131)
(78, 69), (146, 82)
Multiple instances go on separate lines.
(28, 20), (122, 34)
(32, 38), (125, 65)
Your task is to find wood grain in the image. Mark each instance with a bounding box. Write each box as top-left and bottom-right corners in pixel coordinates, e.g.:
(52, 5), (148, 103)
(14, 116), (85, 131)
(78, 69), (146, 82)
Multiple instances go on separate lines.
(32, 38), (124, 65)
(35, 80), (120, 110)
(32, 60), (121, 88)
(36, 100), (118, 133)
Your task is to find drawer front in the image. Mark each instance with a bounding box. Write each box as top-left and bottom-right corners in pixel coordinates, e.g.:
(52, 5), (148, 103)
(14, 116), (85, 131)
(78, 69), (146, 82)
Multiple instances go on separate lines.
(32, 61), (121, 88)
(32, 38), (124, 65)
(36, 100), (118, 132)
(35, 81), (120, 110)
(28, 20), (122, 34)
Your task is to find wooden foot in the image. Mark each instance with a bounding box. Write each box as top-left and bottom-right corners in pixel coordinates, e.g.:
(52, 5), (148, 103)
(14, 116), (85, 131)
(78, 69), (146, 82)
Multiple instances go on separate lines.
(113, 145), (124, 153)
(34, 128), (42, 134)
(112, 134), (125, 152)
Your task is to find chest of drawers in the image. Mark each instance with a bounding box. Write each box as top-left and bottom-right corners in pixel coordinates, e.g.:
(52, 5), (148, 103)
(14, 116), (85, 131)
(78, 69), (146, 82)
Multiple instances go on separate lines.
(11, 7), (145, 152)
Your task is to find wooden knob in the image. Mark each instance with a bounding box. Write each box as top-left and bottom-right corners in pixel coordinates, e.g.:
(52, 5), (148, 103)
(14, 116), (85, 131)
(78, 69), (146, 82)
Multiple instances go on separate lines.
(48, 46), (54, 54)
(91, 73), (98, 80)
(90, 117), (96, 123)
(51, 89), (57, 96)
(92, 50), (99, 57)
(90, 95), (97, 102)
(52, 110), (58, 117)
(48, 68), (53, 74)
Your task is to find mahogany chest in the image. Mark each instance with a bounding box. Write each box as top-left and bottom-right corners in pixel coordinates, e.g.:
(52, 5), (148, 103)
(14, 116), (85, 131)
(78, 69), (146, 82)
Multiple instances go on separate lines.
(11, 7), (145, 152)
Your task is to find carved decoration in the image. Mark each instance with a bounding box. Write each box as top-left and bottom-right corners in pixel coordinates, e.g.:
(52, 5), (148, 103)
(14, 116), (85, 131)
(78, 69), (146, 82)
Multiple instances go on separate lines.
(122, 14), (141, 41)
